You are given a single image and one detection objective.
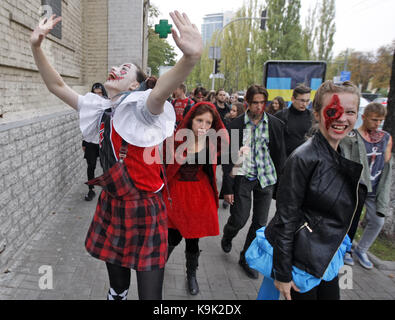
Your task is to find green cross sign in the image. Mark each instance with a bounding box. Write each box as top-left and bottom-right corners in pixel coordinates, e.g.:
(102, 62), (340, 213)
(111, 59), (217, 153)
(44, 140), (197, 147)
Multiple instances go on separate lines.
(155, 20), (172, 39)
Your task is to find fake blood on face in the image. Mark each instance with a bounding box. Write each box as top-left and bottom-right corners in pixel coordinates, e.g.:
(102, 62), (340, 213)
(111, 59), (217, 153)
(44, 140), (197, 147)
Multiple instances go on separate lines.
(323, 94), (344, 130)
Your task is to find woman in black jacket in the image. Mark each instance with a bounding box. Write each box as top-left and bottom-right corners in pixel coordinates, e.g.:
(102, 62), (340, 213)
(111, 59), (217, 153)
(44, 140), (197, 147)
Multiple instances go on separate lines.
(251, 81), (367, 300)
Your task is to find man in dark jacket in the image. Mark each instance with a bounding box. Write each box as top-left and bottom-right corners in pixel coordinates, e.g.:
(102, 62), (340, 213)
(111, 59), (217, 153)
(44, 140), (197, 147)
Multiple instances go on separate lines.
(214, 88), (231, 123)
(274, 85), (312, 157)
(221, 84), (286, 279)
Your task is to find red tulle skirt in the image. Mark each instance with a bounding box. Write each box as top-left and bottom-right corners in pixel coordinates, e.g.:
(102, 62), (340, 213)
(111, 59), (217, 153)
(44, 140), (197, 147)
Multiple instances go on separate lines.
(164, 167), (219, 239)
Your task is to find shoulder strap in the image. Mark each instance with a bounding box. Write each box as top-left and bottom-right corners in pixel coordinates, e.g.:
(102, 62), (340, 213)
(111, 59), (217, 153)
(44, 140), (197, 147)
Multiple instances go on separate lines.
(119, 139), (128, 163)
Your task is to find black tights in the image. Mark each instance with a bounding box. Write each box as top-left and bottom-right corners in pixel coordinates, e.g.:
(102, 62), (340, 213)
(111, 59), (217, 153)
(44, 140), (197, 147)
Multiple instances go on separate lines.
(105, 262), (164, 300)
(291, 276), (340, 300)
(168, 228), (199, 253)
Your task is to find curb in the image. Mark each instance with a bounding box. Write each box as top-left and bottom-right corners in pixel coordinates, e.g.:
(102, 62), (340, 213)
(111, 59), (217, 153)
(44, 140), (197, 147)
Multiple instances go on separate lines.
(367, 252), (395, 271)
(352, 241), (395, 271)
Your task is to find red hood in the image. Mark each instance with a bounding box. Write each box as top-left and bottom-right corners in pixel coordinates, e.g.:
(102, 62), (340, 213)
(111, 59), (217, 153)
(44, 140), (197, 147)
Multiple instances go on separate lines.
(164, 102), (229, 183)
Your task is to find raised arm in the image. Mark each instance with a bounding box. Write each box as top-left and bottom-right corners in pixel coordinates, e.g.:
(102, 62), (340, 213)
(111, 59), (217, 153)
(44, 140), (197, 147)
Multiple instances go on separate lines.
(147, 11), (203, 115)
(30, 15), (79, 110)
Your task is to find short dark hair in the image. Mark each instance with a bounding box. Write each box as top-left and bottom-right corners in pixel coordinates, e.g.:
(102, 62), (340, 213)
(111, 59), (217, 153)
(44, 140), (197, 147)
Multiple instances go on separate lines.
(216, 88), (226, 96)
(193, 86), (208, 97)
(364, 102), (387, 117)
(245, 85), (268, 104)
(292, 84), (311, 98)
(178, 83), (187, 93)
(91, 82), (108, 98)
(146, 76), (157, 89)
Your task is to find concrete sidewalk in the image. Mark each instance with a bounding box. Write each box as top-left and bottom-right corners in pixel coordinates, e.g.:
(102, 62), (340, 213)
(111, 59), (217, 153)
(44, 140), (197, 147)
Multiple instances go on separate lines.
(0, 169), (394, 300)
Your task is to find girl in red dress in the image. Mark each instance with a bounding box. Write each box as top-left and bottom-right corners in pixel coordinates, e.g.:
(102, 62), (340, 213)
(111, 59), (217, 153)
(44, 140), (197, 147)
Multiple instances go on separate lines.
(163, 102), (228, 295)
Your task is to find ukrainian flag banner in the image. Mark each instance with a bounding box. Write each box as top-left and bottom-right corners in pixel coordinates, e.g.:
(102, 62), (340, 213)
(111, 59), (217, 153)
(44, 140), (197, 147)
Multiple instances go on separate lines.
(263, 60), (327, 105)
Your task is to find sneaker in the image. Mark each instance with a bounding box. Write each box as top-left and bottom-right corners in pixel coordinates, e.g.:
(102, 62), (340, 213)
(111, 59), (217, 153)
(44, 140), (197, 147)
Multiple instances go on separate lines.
(354, 248), (373, 270)
(85, 189), (96, 201)
(221, 236), (232, 253)
(344, 252), (354, 266)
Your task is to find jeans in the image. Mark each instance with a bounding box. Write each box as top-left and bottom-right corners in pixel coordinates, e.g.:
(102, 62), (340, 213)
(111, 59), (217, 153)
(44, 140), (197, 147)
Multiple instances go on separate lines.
(223, 176), (274, 258)
(357, 194), (385, 254)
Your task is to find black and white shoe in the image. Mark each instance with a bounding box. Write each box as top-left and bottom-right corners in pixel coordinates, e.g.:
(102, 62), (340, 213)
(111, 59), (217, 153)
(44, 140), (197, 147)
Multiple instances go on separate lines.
(107, 288), (128, 300)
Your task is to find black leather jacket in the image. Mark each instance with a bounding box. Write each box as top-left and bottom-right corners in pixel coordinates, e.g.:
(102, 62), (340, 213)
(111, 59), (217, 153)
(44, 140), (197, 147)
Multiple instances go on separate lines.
(265, 131), (367, 282)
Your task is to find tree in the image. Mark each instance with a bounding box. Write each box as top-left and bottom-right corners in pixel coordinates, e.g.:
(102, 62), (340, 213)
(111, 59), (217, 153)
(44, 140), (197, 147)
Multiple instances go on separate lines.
(382, 48), (394, 241)
(316, 0), (336, 61)
(147, 28), (177, 76)
(383, 48), (395, 150)
(302, 2), (318, 60)
(372, 42), (395, 92)
(262, 0), (304, 61)
(348, 50), (375, 92)
(186, 0), (263, 92)
(147, 4), (176, 76)
(302, 0), (336, 61)
(186, 0), (306, 92)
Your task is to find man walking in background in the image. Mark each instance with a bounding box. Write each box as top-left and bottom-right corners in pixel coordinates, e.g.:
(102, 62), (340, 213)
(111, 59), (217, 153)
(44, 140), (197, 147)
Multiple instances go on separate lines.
(274, 85), (312, 157)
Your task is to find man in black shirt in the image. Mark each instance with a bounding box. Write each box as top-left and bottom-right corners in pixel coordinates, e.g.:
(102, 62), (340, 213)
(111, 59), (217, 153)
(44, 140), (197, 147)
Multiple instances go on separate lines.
(214, 88), (231, 123)
(274, 85), (312, 157)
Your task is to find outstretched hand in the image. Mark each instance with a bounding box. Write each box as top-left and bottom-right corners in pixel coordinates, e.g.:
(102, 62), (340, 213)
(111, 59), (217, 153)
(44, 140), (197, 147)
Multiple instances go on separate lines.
(30, 14), (62, 48)
(169, 11), (203, 61)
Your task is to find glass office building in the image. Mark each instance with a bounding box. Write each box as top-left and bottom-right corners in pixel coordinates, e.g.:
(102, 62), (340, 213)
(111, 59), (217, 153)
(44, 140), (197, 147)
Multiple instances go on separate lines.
(202, 11), (235, 46)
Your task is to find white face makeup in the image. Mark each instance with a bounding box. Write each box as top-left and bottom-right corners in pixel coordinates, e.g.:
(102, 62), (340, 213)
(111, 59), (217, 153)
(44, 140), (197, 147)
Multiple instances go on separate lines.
(104, 63), (139, 94)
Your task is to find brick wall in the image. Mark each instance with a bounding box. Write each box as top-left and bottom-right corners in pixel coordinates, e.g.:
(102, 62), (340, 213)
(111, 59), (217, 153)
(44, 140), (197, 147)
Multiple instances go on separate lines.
(81, 0), (109, 86)
(0, 0), (85, 122)
(0, 111), (85, 269)
(108, 0), (145, 69)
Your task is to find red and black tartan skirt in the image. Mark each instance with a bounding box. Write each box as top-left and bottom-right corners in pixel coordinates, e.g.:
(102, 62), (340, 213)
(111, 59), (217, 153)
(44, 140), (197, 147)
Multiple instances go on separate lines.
(84, 162), (168, 271)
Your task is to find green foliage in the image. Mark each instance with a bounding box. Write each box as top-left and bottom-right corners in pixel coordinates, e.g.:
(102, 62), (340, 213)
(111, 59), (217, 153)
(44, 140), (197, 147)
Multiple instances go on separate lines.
(262, 0), (304, 61)
(148, 28), (176, 76)
(302, 0), (336, 62)
(185, 0), (337, 93)
(186, 0), (307, 93)
(147, 3), (176, 76)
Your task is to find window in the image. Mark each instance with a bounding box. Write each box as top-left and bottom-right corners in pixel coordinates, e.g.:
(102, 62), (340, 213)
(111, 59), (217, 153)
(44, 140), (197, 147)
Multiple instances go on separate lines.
(41, 0), (62, 39)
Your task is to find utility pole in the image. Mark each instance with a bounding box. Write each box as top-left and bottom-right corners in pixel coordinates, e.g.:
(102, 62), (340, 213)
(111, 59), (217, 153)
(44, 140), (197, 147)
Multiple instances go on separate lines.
(211, 11), (268, 90)
(344, 48), (349, 71)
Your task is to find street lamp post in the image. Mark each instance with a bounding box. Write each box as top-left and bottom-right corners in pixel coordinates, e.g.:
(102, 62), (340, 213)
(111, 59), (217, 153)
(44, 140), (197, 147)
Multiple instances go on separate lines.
(211, 14), (268, 90)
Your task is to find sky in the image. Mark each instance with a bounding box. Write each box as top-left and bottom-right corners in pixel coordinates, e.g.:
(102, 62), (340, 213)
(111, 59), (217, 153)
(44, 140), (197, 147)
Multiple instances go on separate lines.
(150, 0), (395, 59)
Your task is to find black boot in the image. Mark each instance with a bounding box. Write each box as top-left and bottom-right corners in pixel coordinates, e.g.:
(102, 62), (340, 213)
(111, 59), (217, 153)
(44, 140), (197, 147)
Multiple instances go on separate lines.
(185, 251), (200, 295)
(239, 254), (258, 279)
(85, 188), (95, 201)
(167, 245), (176, 261)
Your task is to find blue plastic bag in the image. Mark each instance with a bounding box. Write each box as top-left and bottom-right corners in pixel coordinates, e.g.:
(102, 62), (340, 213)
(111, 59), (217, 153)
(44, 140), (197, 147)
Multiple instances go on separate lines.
(245, 227), (351, 300)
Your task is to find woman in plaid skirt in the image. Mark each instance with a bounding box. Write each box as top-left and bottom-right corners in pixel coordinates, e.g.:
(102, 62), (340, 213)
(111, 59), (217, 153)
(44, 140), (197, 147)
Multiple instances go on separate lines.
(30, 11), (203, 300)
(163, 102), (229, 295)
